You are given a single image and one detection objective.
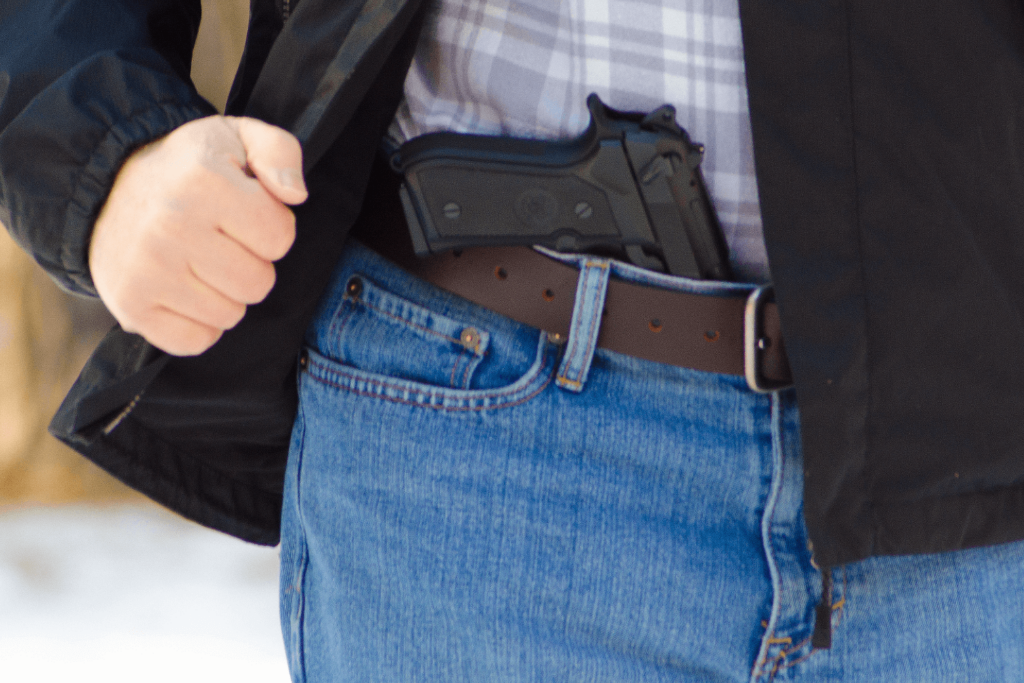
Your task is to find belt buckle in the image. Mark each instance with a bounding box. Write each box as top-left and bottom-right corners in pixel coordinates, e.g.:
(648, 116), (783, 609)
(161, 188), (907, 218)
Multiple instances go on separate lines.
(744, 285), (792, 393)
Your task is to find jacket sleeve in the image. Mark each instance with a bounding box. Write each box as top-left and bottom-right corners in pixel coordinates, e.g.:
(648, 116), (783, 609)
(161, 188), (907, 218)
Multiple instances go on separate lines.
(0, 0), (218, 296)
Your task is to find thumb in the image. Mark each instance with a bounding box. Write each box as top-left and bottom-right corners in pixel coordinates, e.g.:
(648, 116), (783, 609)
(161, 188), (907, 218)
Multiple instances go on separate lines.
(229, 116), (309, 205)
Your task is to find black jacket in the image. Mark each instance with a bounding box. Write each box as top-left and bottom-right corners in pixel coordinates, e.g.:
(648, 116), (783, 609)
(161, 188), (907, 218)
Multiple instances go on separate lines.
(4, 0), (1024, 568)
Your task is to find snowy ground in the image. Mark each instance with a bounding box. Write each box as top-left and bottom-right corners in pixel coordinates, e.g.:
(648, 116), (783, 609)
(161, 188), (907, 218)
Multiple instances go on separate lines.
(0, 504), (290, 682)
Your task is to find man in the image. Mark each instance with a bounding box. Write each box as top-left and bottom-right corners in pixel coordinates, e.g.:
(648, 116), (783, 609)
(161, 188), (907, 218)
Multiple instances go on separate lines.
(4, 0), (1024, 679)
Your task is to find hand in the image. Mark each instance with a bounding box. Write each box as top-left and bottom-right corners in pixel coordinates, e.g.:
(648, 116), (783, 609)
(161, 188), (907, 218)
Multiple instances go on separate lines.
(89, 115), (307, 356)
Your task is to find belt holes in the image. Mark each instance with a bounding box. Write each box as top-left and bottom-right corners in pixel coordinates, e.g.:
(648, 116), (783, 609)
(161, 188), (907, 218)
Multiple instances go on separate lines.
(542, 288), (555, 301)
(704, 330), (720, 342)
(452, 248), (463, 258)
(495, 266), (508, 280)
(649, 318), (663, 333)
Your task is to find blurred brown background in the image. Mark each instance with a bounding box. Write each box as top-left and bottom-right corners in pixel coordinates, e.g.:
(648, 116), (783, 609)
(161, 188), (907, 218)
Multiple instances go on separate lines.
(0, 0), (250, 506)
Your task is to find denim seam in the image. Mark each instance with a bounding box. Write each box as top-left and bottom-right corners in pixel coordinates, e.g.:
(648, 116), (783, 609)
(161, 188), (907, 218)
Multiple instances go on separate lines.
(355, 293), (469, 347)
(773, 568), (847, 675)
(327, 297), (479, 389)
(288, 400), (310, 683)
(573, 264), (609, 382)
(460, 352), (480, 388)
(291, 533), (310, 683)
(557, 260), (609, 389)
(751, 392), (786, 682)
(311, 366), (555, 412)
(326, 299), (357, 352)
(448, 350), (480, 389)
(559, 265), (591, 379)
(756, 395), (842, 681)
(305, 338), (555, 410)
(309, 348), (547, 401)
(449, 354), (463, 388)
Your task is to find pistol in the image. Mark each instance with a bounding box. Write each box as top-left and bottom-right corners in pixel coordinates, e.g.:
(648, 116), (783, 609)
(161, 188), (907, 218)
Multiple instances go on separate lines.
(391, 94), (731, 280)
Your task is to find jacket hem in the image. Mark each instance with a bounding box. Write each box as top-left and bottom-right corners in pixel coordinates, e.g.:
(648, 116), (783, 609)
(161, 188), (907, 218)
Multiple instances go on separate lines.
(53, 414), (283, 546)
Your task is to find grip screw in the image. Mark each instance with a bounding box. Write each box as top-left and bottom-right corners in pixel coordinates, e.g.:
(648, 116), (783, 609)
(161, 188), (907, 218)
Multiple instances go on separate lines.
(575, 202), (593, 220)
(443, 202), (462, 220)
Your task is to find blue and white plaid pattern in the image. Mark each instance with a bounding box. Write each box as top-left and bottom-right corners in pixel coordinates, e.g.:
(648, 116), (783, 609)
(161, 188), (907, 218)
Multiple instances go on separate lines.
(391, 0), (769, 282)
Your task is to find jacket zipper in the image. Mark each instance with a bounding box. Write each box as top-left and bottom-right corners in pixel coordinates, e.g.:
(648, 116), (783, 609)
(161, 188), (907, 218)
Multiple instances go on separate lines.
(281, 0), (291, 21)
(102, 392), (144, 436)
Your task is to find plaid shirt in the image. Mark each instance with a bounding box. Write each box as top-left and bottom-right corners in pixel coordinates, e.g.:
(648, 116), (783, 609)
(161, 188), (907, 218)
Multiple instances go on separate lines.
(391, 0), (769, 283)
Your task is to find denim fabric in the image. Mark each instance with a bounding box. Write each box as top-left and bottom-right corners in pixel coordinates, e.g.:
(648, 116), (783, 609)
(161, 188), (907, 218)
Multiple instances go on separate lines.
(281, 241), (1024, 682)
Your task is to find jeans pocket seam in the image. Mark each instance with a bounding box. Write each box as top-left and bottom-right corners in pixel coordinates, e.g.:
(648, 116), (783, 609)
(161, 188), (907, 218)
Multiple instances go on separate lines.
(304, 334), (556, 411)
(358, 293), (466, 347)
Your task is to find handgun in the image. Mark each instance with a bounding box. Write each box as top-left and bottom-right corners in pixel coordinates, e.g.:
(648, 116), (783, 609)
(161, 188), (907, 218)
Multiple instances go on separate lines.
(391, 93), (731, 280)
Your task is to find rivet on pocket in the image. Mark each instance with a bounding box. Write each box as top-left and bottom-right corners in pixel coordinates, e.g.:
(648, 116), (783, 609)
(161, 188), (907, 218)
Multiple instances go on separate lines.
(460, 327), (482, 351)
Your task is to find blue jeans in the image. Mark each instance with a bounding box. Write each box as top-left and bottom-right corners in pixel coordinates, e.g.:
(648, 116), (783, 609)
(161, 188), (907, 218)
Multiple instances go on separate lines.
(281, 241), (1024, 682)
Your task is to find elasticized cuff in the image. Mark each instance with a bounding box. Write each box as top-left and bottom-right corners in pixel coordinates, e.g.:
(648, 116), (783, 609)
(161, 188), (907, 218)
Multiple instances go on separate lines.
(59, 100), (215, 296)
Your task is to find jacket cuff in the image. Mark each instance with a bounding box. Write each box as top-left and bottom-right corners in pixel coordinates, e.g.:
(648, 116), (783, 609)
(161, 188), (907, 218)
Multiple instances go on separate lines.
(60, 101), (215, 297)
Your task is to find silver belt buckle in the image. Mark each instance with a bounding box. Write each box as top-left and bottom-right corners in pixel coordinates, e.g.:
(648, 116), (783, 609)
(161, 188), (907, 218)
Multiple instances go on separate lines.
(744, 285), (792, 393)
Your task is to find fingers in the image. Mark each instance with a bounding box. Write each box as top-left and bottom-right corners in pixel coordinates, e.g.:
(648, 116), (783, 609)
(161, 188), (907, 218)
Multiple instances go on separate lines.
(188, 228), (278, 304)
(90, 115), (309, 357)
(126, 308), (225, 358)
(114, 280), (240, 358)
(228, 116), (308, 205)
(198, 117), (302, 262)
(212, 182), (297, 262)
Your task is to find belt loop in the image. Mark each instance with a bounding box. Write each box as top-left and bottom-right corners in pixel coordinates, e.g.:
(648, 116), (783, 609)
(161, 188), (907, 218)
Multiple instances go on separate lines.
(556, 258), (611, 393)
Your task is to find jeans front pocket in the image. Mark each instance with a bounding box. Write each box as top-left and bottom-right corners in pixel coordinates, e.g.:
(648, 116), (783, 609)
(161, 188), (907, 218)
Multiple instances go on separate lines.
(303, 248), (560, 412)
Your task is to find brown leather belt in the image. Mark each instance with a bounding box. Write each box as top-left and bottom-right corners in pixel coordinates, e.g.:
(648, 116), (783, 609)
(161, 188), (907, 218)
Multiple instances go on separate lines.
(397, 246), (793, 391)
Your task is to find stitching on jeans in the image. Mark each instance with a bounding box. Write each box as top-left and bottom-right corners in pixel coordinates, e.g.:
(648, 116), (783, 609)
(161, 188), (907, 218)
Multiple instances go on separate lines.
(307, 342), (553, 408)
(332, 293), (473, 388)
(310, 356), (545, 401)
(449, 355), (462, 388)
(758, 632), (812, 681)
(559, 265), (591, 382)
(327, 300), (357, 348)
(754, 401), (853, 682)
(558, 260), (607, 383)
(571, 272), (605, 381)
(310, 362), (554, 412)
(772, 569), (849, 676)
(461, 354), (476, 388)
(357, 295), (465, 346)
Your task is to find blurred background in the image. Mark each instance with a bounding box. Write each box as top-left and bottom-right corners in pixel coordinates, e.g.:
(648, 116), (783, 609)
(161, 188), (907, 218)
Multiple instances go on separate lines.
(0, 1), (291, 679)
